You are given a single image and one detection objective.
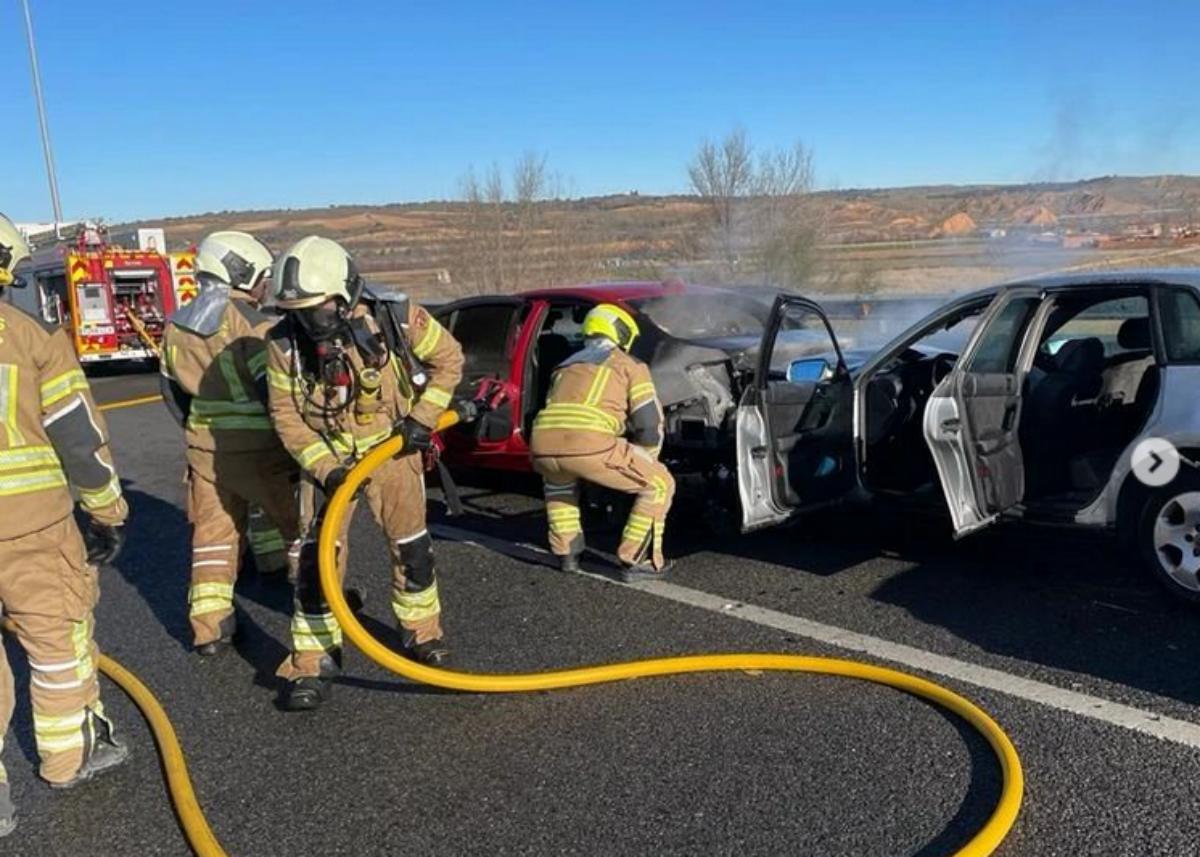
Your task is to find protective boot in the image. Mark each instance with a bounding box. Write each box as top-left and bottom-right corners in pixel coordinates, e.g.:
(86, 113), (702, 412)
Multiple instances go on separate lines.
(48, 712), (129, 790)
(278, 677), (332, 712)
(195, 614), (236, 658)
(278, 651), (340, 711)
(620, 560), (674, 583)
(402, 630), (451, 666)
(0, 783), (15, 838)
(559, 554), (581, 574)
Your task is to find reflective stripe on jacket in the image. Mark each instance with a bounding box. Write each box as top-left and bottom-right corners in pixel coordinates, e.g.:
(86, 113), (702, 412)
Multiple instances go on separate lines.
(267, 301), (463, 484)
(162, 290), (282, 453)
(529, 342), (664, 458)
(0, 305), (126, 539)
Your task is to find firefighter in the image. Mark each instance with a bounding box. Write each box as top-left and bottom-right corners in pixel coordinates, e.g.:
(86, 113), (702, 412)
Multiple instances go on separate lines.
(530, 303), (675, 580)
(0, 214), (128, 835)
(160, 231), (300, 656)
(265, 236), (463, 711)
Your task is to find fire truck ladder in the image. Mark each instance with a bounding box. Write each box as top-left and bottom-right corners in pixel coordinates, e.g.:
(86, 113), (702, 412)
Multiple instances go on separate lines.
(123, 305), (161, 358)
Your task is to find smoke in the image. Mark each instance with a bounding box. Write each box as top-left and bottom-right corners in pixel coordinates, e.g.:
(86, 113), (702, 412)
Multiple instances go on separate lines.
(1033, 91), (1106, 182)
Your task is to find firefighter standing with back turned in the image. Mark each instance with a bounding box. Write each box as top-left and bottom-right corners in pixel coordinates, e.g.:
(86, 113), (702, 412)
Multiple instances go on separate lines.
(160, 231), (300, 655)
(530, 303), (675, 580)
(265, 236), (463, 711)
(0, 214), (129, 837)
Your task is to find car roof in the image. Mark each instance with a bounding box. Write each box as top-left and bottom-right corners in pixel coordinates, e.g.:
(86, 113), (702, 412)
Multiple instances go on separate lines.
(984, 267), (1200, 296)
(519, 280), (730, 303)
(927, 267), (1200, 311)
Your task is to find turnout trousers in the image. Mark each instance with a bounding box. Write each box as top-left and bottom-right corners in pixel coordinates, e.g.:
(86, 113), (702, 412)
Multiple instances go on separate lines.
(534, 439), (675, 569)
(186, 448), (300, 647)
(0, 516), (113, 786)
(278, 452), (443, 680)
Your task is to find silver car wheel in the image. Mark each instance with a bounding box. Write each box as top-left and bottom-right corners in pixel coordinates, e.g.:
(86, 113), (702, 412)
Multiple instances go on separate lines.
(1152, 491), (1200, 593)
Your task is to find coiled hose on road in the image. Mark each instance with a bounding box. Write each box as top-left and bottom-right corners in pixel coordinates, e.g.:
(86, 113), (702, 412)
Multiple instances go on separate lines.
(95, 397), (1023, 857)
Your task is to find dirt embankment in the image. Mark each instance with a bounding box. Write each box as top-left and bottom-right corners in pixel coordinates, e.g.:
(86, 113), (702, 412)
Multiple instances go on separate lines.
(123, 175), (1200, 298)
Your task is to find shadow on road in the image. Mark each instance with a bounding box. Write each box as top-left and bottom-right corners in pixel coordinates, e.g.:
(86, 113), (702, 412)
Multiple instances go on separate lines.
(912, 701), (1004, 857)
(105, 486), (193, 650)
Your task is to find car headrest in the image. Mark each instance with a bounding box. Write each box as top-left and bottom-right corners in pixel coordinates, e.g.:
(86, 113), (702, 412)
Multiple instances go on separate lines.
(537, 332), (574, 367)
(1055, 337), (1105, 375)
(1117, 317), (1151, 350)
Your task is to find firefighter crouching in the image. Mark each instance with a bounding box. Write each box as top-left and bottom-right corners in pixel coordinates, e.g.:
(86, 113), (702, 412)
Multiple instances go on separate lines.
(266, 236), (463, 711)
(530, 303), (675, 581)
(161, 231), (300, 656)
(0, 214), (128, 836)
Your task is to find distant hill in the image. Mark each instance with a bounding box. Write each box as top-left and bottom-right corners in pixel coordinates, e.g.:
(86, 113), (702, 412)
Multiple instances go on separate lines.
(118, 175), (1200, 294)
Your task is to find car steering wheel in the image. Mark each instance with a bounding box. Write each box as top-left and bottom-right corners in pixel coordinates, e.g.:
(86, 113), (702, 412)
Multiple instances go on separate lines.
(929, 353), (957, 387)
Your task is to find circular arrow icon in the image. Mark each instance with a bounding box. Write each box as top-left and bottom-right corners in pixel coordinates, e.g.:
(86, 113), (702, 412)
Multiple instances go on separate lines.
(1131, 437), (1181, 488)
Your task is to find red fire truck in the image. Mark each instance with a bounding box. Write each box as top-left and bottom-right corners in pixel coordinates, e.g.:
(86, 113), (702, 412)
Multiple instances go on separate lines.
(15, 225), (196, 365)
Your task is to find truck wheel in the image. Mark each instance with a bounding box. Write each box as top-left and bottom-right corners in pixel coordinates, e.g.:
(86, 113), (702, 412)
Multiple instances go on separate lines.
(1136, 471), (1200, 604)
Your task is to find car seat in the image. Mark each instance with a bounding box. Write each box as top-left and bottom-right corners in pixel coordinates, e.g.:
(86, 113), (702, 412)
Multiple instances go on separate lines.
(534, 333), (574, 408)
(1020, 337), (1106, 497)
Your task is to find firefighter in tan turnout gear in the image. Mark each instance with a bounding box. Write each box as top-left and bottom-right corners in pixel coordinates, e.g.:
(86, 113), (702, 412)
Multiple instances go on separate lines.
(530, 303), (675, 581)
(0, 214), (129, 836)
(161, 231), (300, 656)
(266, 236), (463, 711)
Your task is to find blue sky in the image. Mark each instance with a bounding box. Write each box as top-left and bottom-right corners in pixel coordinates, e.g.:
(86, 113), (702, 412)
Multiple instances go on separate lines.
(2, 1), (1197, 223)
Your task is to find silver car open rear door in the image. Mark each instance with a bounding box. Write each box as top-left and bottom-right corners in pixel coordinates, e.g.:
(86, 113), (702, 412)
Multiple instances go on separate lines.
(923, 288), (1042, 536)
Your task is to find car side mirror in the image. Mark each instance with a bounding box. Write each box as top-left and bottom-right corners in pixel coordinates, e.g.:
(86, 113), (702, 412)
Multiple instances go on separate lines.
(787, 357), (832, 384)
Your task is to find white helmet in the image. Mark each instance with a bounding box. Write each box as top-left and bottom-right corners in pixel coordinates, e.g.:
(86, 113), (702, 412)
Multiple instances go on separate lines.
(274, 235), (362, 310)
(195, 230), (273, 292)
(0, 214), (31, 288)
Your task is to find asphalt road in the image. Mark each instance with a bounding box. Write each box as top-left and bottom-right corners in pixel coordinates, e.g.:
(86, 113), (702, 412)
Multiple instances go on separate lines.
(4, 367), (1200, 856)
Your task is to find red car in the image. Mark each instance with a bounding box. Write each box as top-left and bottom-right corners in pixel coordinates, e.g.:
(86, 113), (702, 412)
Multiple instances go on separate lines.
(432, 281), (839, 508)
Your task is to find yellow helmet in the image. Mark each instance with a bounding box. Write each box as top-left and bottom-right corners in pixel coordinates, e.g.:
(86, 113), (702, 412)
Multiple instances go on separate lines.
(0, 214), (31, 288)
(582, 303), (640, 351)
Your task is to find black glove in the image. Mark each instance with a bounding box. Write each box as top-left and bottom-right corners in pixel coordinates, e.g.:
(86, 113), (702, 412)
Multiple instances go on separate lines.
(86, 522), (125, 566)
(394, 417), (434, 455)
(322, 466), (349, 497)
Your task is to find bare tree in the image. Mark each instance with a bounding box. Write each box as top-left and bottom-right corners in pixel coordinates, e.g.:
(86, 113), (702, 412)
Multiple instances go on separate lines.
(752, 142), (816, 286)
(451, 152), (601, 294)
(686, 129), (817, 286)
(687, 128), (754, 275)
(511, 151), (547, 288)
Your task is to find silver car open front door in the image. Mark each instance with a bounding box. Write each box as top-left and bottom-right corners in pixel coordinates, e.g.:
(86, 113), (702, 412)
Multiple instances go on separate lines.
(736, 294), (855, 531)
(923, 288), (1042, 536)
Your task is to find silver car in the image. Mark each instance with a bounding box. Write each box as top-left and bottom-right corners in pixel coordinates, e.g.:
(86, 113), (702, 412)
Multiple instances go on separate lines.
(735, 270), (1200, 603)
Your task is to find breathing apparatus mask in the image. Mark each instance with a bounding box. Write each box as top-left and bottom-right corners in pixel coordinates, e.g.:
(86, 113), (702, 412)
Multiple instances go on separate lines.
(0, 244), (21, 288)
(295, 299), (351, 343)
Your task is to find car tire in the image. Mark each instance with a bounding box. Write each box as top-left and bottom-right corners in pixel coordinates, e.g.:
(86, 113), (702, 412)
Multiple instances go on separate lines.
(1135, 470), (1200, 604)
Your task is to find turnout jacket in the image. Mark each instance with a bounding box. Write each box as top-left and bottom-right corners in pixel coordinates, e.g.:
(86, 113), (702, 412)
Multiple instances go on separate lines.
(161, 288), (285, 458)
(0, 303), (127, 541)
(529, 339), (664, 458)
(265, 300), (463, 485)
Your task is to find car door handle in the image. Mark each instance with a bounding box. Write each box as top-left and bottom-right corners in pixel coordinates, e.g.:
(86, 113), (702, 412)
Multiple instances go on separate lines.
(751, 446), (768, 459)
(941, 418), (961, 432)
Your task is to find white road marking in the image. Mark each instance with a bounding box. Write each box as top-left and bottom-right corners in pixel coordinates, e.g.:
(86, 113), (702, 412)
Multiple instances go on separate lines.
(432, 522), (1200, 751)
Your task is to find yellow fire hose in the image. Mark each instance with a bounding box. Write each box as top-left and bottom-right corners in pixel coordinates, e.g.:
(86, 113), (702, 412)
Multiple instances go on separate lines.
(91, 397), (1022, 857)
(317, 409), (1024, 856)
